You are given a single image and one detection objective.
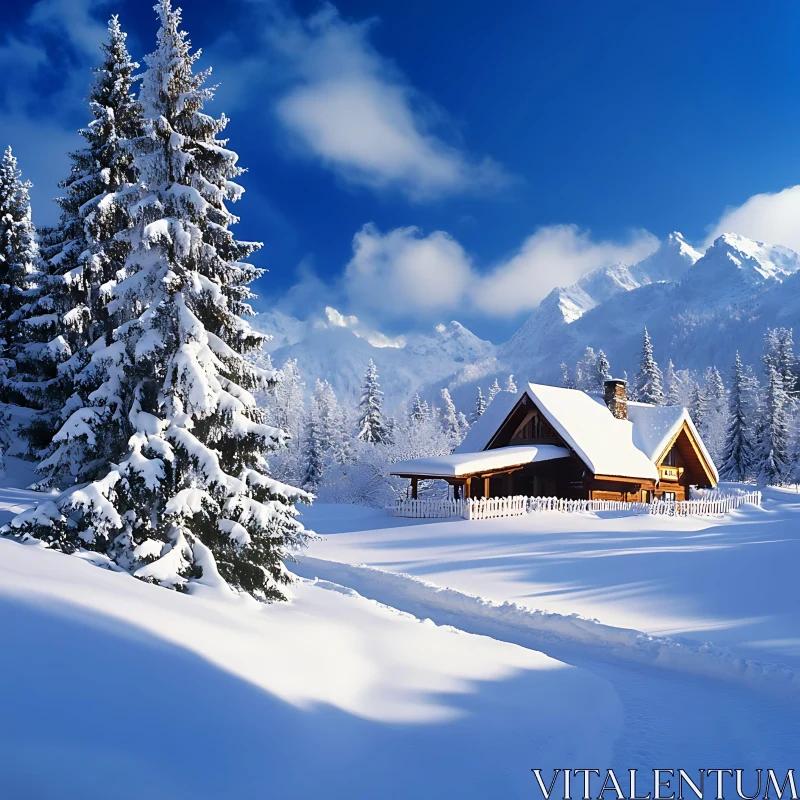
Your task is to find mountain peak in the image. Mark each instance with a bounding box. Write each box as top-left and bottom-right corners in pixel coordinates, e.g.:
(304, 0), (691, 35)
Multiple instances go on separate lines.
(696, 233), (800, 284)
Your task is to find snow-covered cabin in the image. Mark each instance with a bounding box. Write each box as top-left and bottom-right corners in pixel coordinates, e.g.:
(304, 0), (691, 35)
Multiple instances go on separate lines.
(391, 379), (718, 502)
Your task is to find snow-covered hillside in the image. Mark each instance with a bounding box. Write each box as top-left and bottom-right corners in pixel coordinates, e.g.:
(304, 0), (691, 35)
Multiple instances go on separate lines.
(255, 230), (800, 409)
(3, 486), (800, 797)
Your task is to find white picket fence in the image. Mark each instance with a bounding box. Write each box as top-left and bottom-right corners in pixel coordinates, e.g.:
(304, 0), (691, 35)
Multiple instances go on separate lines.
(647, 491), (762, 517)
(391, 491), (761, 521)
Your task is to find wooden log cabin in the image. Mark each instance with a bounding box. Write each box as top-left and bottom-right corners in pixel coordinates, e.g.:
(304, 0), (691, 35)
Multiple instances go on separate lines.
(391, 379), (718, 502)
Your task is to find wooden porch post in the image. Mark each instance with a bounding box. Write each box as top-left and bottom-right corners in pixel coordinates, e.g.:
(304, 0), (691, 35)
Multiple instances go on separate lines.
(464, 476), (472, 499)
(411, 477), (418, 500)
(483, 475), (490, 498)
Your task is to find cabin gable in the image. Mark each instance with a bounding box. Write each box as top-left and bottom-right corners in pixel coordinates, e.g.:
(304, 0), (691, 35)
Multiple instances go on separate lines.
(486, 394), (568, 450)
(655, 422), (717, 491)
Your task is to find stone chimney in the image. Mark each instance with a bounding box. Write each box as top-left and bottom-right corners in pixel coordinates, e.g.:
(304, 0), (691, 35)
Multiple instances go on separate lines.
(603, 379), (628, 420)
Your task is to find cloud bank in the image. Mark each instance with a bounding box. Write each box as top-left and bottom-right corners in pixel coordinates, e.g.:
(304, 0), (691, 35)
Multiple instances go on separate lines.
(705, 184), (800, 253)
(334, 222), (658, 322)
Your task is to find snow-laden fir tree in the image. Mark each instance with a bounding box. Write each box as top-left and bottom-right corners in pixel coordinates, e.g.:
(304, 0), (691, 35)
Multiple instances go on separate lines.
(574, 347), (597, 391)
(697, 366), (727, 464)
(719, 352), (758, 482)
(0, 147), (38, 382)
(409, 392), (428, 425)
(315, 379), (348, 465)
(664, 360), (680, 406)
(505, 374), (517, 394)
(268, 359), (304, 445)
(763, 328), (796, 395)
(756, 365), (791, 486)
(470, 386), (486, 424)
(19, 17), (145, 475)
(440, 387), (460, 440)
(7, 0), (311, 600)
(633, 327), (664, 405)
(357, 359), (388, 444)
(301, 384), (325, 490)
(488, 377), (501, 402)
(559, 362), (575, 389)
(690, 380), (705, 428)
(595, 350), (611, 391)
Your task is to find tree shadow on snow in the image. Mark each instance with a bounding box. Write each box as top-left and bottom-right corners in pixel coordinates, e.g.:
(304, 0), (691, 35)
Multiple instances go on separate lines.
(0, 592), (610, 800)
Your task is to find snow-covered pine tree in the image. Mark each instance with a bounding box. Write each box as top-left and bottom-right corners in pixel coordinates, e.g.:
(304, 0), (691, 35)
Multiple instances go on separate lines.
(633, 327), (664, 405)
(664, 360), (680, 406)
(409, 392), (428, 425)
(357, 359), (388, 444)
(488, 377), (501, 403)
(301, 384), (325, 490)
(757, 365), (791, 486)
(505, 374), (518, 394)
(697, 366), (727, 464)
(574, 347), (597, 391)
(268, 359), (304, 446)
(763, 327), (797, 397)
(18, 17), (145, 475)
(559, 362), (575, 389)
(470, 386), (486, 424)
(440, 387), (460, 440)
(7, 0), (311, 600)
(0, 147), (38, 385)
(690, 380), (705, 429)
(315, 379), (347, 465)
(719, 352), (758, 482)
(595, 350), (611, 391)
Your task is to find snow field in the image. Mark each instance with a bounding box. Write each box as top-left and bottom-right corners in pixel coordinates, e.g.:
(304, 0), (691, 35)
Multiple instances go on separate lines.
(0, 533), (620, 799)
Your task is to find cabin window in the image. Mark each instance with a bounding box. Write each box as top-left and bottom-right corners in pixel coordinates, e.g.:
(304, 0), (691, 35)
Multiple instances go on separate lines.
(662, 492), (676, 501)
(663, 446), (677, 467)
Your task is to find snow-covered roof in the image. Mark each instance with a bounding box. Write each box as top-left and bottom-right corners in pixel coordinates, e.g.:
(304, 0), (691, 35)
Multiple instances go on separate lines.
(454, 391), (518, 454)
(391, 445), (570, 478)
(626, 401), (719, 482)
(426, 382), (717, 484)
(524, 383), (659, 481)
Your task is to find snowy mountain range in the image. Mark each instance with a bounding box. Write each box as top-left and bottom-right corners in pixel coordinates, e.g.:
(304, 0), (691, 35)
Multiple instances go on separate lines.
(252, 231), (800, 410)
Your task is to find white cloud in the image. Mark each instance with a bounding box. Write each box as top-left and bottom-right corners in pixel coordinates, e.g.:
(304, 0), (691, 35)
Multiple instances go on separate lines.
(245, 5), (509, 200)
(344, 223), (473, 318)
(475, 224), (659, 316)
(337, 222), (658, 321)
(705, 184), (800, 252)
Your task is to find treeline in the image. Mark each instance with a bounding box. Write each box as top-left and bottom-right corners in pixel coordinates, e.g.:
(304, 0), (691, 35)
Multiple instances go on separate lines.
(559, 327), (800, 486)
(261, 358), (518, 506)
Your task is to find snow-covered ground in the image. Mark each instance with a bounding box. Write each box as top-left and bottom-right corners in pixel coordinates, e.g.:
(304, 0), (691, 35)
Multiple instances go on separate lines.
(299, 490), (800, 669)
(2, 476), (800, 797)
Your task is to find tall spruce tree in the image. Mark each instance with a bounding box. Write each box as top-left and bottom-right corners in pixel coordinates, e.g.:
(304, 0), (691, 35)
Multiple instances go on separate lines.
(23, 17), (145, 477)
(757, 365), (791, 487)
(488, 377), (502, 402)
(440, 387), (460, 440)
(634, 327), (664, 405)
(410, 392), (428, 425)
(596, 350), (612, 391)
(357, 359), (388, 443)
(505, 374), (518, 393)
(7, 0), (311, 600)
(720, 352), (757, 482)
(301, 383), (325, 490)
(0, 146), (38, 381)
(470, 386), (486, 424)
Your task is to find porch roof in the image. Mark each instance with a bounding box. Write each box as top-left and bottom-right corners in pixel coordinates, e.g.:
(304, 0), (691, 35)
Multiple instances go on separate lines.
(390, 444), (571, 479)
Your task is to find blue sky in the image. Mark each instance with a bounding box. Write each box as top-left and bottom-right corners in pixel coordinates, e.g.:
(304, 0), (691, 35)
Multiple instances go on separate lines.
(3, 0), (800, 342)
